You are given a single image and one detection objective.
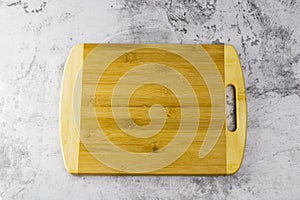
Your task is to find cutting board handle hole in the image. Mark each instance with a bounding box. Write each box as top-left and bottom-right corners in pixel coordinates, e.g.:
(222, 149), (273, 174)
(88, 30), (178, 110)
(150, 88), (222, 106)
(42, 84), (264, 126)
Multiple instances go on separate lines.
(226, 85), (237, 132)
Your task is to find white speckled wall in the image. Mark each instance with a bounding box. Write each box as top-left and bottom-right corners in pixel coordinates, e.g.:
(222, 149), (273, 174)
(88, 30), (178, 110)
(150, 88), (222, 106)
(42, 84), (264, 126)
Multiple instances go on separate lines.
(0, 0), (299, 199)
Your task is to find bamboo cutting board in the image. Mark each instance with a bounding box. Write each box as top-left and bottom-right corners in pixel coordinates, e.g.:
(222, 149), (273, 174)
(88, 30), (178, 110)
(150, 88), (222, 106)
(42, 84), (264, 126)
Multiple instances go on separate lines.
(60, 44), (247, 175)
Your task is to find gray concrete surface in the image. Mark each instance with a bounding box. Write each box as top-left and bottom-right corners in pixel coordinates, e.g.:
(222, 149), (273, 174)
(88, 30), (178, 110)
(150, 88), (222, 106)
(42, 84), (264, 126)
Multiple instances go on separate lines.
(0, 0), (300, 199)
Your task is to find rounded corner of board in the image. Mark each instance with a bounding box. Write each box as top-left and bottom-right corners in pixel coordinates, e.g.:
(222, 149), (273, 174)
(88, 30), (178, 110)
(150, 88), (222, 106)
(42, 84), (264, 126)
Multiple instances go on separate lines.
(225, 129), (247, 175)
(63, 44), (85, 77)
(59, 123), (80, 175)
(59, 126), (80, 174)
(70, 43), (85, 52)
(224, 44), (238, 55)
(226, 161), (243, 175)
(61, 148), (80, 175)
(66, 167), (80, 175)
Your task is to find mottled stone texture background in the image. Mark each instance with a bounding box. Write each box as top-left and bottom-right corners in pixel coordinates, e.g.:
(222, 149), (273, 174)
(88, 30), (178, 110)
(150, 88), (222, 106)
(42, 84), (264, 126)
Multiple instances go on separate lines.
(0, 0), (300, 199)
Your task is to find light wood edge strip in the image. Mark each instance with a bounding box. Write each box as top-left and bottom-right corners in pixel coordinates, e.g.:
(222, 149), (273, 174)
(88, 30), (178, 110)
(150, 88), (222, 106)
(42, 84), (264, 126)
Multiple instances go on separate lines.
(59, 44), (83, 174)
(224, 44), (247, 174)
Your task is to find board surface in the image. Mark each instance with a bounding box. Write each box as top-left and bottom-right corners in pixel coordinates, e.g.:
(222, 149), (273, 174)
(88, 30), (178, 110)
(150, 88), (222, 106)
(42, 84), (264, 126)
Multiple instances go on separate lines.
(60, 44), (247, 175)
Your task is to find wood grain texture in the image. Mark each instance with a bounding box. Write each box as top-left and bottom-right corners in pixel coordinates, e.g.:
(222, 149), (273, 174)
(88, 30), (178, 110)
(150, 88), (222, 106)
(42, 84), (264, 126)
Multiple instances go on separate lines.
(60, 44), (247, 175)
(59, 44), (83, 173)
(225, 45), (247, 174)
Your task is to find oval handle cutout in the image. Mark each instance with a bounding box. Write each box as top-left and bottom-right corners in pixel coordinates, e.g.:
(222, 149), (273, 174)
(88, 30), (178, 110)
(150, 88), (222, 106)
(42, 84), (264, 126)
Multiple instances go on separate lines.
(226, 85), (237, 132)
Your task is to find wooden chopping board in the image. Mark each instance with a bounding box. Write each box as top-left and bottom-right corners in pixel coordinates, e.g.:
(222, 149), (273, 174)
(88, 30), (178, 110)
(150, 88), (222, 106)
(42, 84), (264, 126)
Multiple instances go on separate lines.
(60, 44), (247, 175)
